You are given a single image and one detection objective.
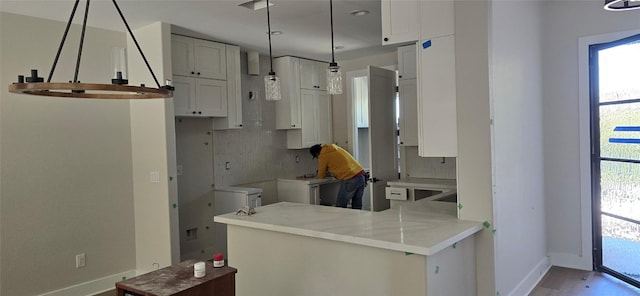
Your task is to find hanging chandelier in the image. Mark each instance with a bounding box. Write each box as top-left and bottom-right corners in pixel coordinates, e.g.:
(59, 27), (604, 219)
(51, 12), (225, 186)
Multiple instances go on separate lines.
(7, 0), (173, 99)
(326, 0), (343, 95)
(264, 0), (282, 101)
(604, 0), (640, 11)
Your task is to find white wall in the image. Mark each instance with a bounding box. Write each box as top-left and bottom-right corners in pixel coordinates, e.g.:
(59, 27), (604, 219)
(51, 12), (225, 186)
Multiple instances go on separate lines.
(541, 1), (640, 269)
(490, 2), (548, 295)
(454, 2), (495, 295)
(0, 12), (136, 296)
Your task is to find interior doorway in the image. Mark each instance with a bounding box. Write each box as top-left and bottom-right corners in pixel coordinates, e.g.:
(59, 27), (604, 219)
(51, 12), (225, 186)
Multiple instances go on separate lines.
(346, 65), (397, 212)
(590, 33), (640, 288)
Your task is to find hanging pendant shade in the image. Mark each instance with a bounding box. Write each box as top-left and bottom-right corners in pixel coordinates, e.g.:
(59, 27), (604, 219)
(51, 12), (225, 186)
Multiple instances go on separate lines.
(326, 0), (343, 95)
(7, 0), (173, 99)
(264, 0), (282, 101)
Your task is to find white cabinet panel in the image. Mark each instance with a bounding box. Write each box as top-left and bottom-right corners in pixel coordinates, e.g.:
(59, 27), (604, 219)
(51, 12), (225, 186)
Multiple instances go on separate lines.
(399, 78), (418, 146)
(381, 0), (420, 45)
(275, 56), (333, 149)
(417, 35), (457, 157)
(397, 43), (417, 80)
(173, 76), (227, 117)
(299, 59), (326, 91)
(172, 35), (226, 80)
(213, 44), (243, 129)
(420, 0), (455, 40)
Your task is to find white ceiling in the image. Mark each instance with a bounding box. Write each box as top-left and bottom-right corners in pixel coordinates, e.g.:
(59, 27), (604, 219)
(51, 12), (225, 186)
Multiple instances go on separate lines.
(0, 0), (393, 62)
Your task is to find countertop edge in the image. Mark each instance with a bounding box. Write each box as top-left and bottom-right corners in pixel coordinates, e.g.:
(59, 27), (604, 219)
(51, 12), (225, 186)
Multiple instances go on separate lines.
(214, 213), (483, 256)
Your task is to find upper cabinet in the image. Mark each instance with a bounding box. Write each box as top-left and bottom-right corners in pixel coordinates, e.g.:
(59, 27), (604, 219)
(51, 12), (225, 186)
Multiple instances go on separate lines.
(171, 34), (242, 124)
(212, 45), (243, 129)
(397, 43), (417, 80)
(398, 44), (418, 147)
(417, 35), (457, 157)
(274, 56), (333, 149)
(381, 0), (420, 46)
(172, 35), (226, 80)
(299, 59), (327, 91)
(382, 0), (457, 157)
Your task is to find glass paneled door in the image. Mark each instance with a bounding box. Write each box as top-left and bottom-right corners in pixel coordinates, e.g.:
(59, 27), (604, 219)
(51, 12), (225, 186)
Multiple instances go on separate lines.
(590, 34), (640, 288)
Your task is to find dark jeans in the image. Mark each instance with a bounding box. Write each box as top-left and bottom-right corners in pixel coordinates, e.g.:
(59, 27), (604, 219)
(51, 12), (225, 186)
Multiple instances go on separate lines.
(336, 174), (366, 209)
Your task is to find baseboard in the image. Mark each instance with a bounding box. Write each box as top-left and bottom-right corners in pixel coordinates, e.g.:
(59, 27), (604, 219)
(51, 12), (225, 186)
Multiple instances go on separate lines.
(508, 256), (552, 296)
(549, 252), (592, 270)
(37, 270), (136, 296)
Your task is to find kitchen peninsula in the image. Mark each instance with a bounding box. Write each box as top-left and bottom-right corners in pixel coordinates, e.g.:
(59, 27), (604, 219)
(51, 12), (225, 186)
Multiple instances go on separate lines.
(214, 202), (483, 296)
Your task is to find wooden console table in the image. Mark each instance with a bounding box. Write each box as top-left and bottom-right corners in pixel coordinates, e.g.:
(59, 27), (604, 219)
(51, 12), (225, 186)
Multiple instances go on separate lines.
(116, 259), (237, 296)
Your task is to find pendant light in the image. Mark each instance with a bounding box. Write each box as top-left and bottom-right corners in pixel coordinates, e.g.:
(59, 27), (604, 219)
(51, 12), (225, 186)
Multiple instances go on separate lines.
(326, 0), (343, 95)
(604, 0), (640, 11)
(7, 0), (173, 99)
(264, 0), (282, 101)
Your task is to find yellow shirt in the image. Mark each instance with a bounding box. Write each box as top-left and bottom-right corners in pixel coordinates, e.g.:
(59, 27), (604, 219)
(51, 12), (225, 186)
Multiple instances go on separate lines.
(316, 144), (364, 180)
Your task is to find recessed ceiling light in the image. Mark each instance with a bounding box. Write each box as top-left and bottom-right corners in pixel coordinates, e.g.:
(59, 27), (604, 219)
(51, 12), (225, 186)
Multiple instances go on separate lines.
(239, 0), (274, 11)
(349, 9), (369, 16)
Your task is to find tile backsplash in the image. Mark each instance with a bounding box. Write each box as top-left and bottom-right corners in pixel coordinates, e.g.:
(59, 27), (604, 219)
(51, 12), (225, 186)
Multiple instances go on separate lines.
(212, 53), (317, 187)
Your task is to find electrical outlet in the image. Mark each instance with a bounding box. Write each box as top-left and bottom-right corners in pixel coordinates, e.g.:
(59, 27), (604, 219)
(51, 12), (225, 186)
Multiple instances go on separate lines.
(76, 253), (86, 268)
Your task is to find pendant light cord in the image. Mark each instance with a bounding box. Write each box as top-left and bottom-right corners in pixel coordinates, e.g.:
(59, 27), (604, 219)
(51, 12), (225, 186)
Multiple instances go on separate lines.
(267, 0), (274, 74)
(330, 0), (335, 64)
(48, 0), (80, 83)
(73, 0), (90, 83)
(112, 0), (162, 88)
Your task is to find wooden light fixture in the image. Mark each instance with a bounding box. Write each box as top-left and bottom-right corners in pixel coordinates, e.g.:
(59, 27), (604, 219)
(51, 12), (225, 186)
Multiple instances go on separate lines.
(7, 0), (173, 100)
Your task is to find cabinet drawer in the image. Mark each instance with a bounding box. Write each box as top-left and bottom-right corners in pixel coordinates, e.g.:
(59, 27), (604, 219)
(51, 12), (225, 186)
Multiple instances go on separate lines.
(385, 187), (407, 200)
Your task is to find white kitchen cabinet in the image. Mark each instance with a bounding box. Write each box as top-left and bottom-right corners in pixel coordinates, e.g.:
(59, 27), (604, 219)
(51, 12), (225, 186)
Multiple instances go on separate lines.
(417, 34), (457, 157)
(212, 44), (243, 129)
(397, 43), (417, 80)
(173, 76), (227, 117)
(171, 34), (227, 80)
(287, 89), (332, 149)
(299, 58), (327, 91)
(399, 78), (418, 146)
(381, 0), (420, 46)
(274, 56), (333, 149)
(277, 178), (341, 206)
(420, 0), (455, 40)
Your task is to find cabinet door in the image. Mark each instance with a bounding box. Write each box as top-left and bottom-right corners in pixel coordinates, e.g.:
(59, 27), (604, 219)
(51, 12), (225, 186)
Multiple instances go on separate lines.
(172, 75), (196, 116)
(194, 39), (227, 80)
(300, 89), (318, 148)
(397, 44), (417, 80)
(315, 61), (328, 91)
(309, 185), (320, 205)
(417, 35), (457, 157)
(196, 78), (227, 117)
(399, 78), (418, 146)
(316, 91), (333, 144)
(172, 35), (196, 77)
(274, 56), (302, 130)
(299, 59), (321, 90)
(381, 0), (420, 45)
(420, 0), (454, 39)
(213, 45), (243, 129)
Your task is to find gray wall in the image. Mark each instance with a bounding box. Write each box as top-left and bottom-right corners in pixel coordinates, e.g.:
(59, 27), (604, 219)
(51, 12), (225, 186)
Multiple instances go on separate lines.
(0, 12), (136, 296)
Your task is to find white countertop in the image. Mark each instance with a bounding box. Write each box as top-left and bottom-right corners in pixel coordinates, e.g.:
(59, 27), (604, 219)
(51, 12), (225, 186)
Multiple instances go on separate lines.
(277, 177), (341, 185)
(387, 178), (456, 190)
(214, 202), (483, 256)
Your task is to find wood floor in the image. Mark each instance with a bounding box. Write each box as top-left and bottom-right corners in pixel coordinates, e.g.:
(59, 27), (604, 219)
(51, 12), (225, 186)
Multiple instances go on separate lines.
(530, 266), (640, 295)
